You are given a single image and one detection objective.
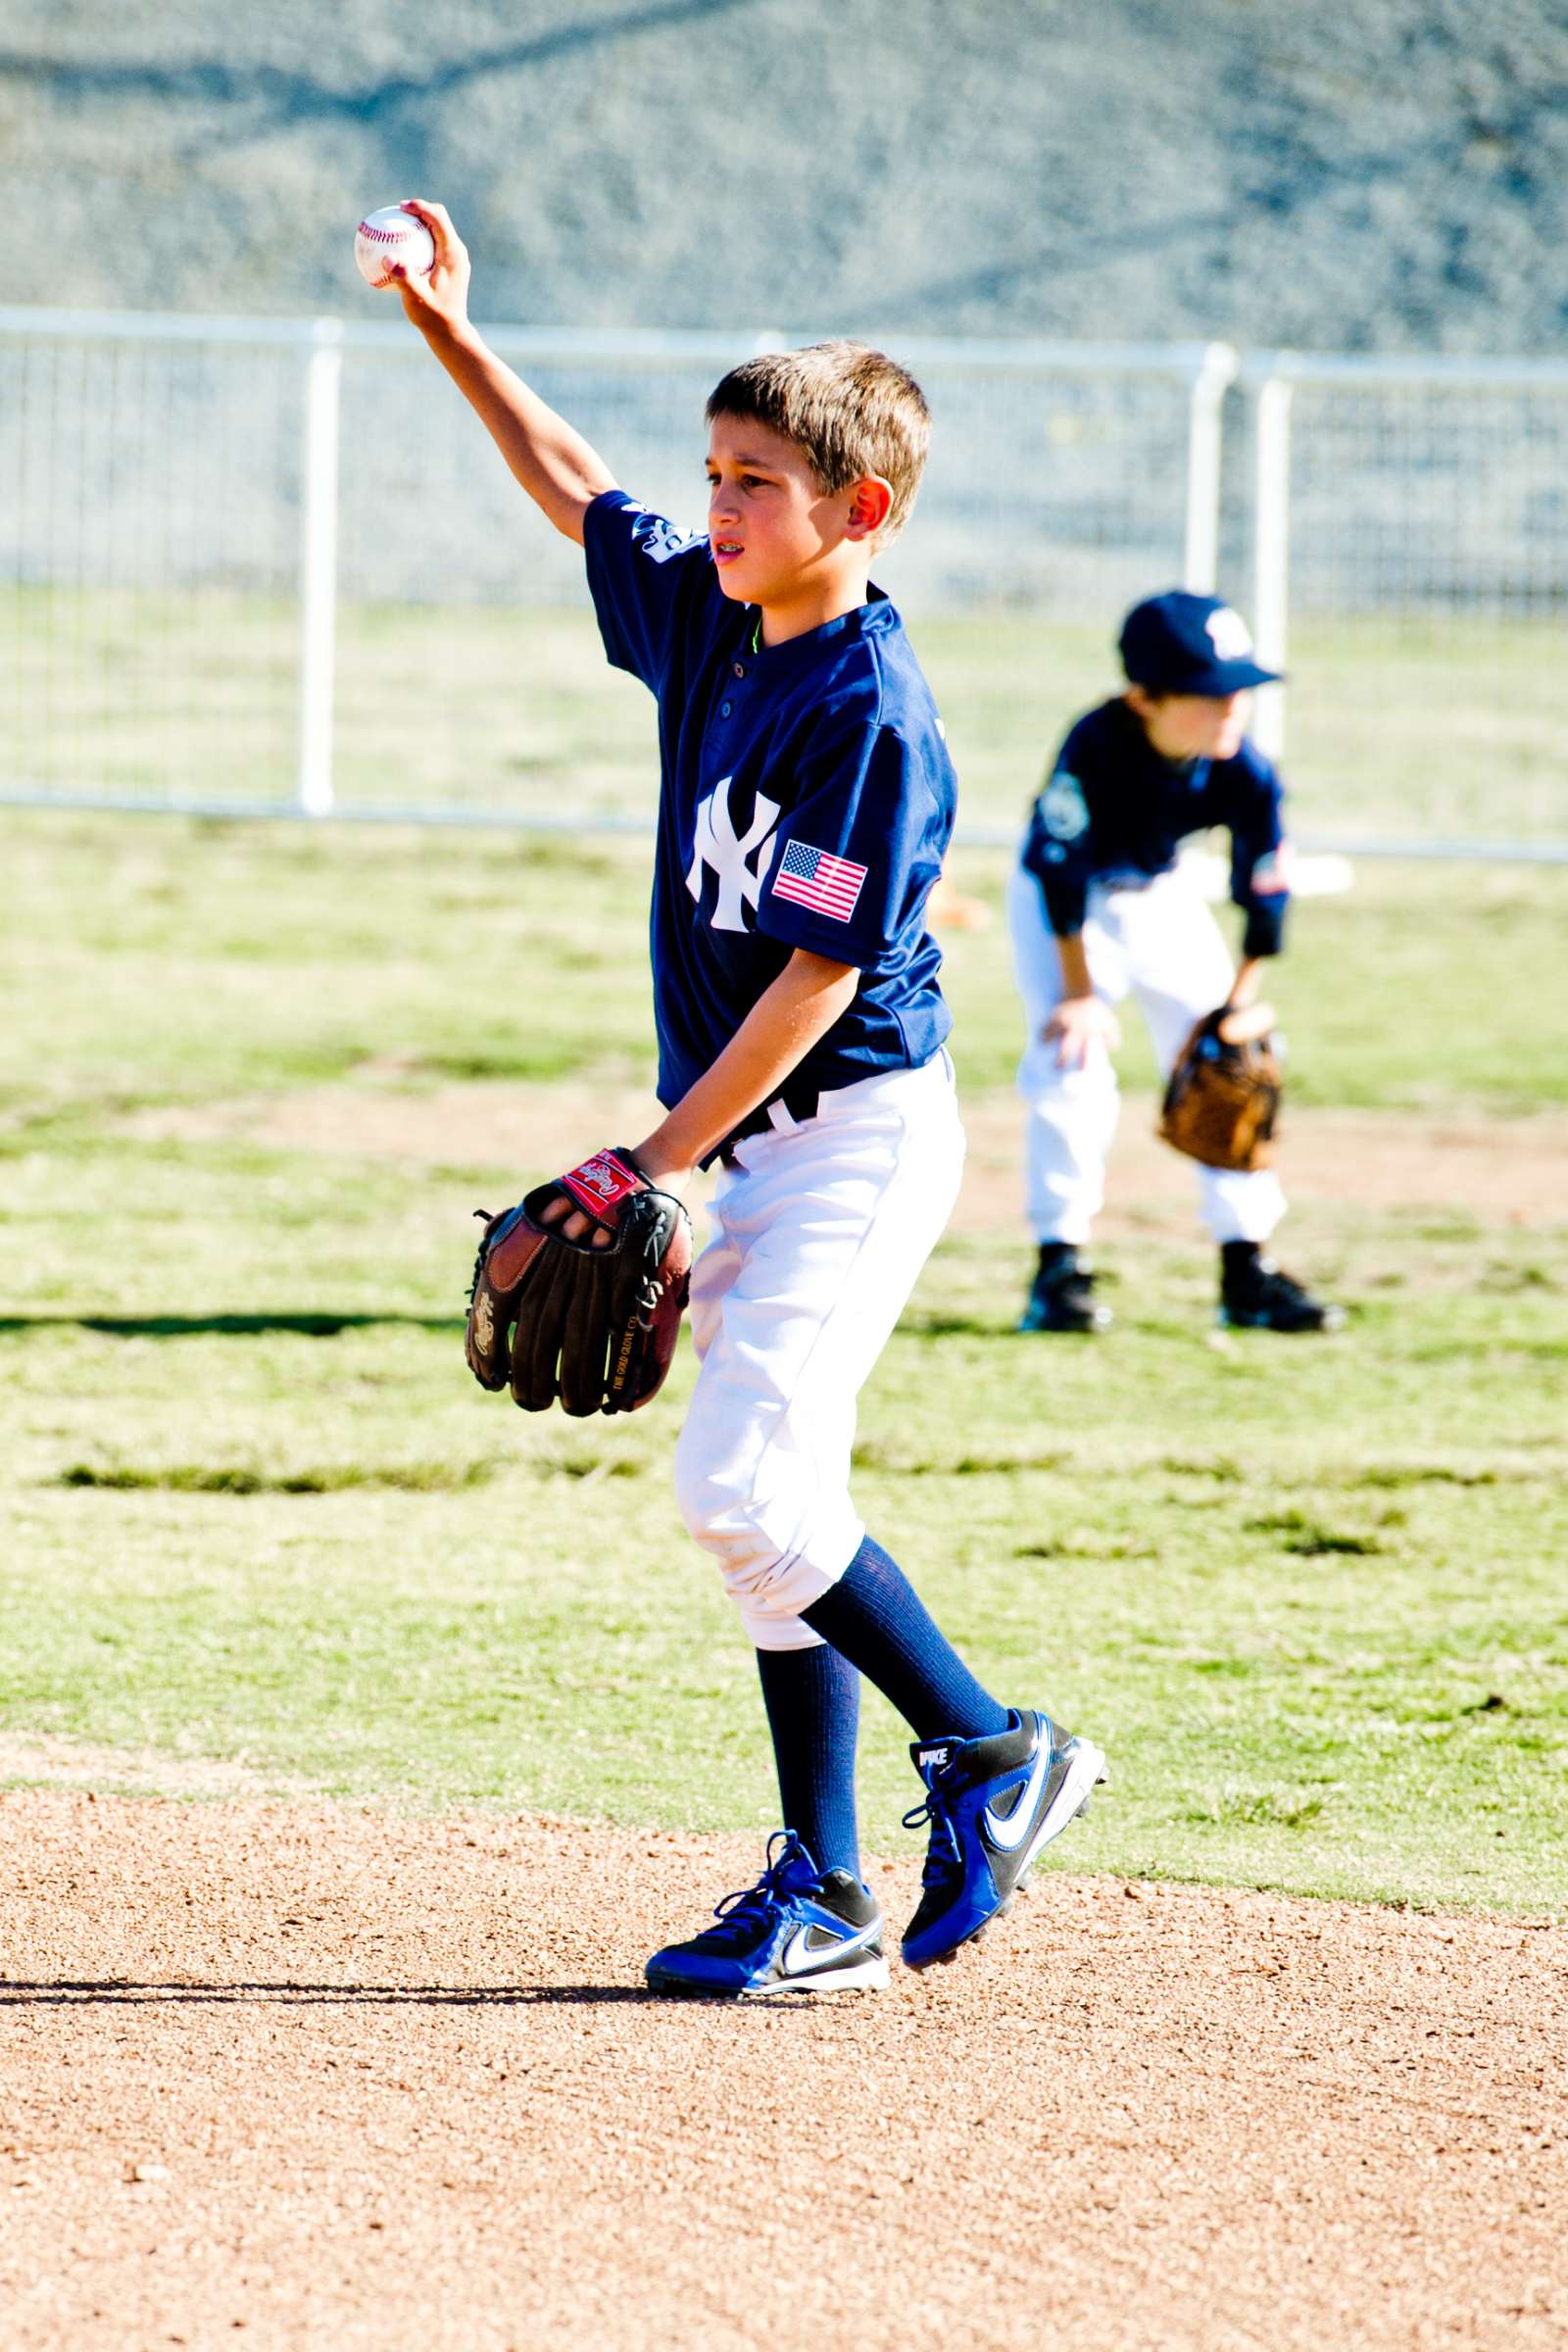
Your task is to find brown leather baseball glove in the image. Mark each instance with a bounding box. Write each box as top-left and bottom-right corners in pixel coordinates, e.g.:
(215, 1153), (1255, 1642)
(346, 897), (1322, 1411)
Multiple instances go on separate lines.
(1158, 1003), (1282, 1172)
(466, 1147), (693, 1416)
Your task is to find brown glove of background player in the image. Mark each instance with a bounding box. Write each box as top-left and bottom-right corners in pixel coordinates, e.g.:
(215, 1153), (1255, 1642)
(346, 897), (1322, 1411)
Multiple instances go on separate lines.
(1158, 1002), (1282, 1172)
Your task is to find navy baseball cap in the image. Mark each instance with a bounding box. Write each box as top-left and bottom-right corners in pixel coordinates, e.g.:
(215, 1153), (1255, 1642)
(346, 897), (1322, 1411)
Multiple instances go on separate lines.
(1118, 591), (1282, 695)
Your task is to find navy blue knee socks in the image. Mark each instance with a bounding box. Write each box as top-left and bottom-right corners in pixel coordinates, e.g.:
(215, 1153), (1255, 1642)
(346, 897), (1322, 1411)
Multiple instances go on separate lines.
(756, 1538), (1010, 1886)
(802, 1536), (1010, 1744)
(755, 1642), (862, 1883)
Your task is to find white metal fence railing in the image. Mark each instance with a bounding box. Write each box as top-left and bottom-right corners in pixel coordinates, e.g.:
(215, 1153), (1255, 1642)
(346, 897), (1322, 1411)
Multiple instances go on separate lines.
(2, 307), (1564, 857)
(1242, 352), (1568, 855)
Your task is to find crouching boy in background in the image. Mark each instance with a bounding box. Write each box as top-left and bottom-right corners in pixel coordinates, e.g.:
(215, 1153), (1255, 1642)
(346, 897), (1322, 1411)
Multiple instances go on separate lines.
(1008, 591), (1343, 1336)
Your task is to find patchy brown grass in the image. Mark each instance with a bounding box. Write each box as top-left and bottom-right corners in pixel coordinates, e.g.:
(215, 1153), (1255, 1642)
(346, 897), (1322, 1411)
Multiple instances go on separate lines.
(122, 1081), (1568, 1237)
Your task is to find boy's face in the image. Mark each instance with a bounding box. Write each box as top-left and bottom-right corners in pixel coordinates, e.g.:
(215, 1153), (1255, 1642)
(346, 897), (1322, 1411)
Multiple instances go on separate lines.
(704, 414), (881, 609)
(1127, 686), (1250, 763)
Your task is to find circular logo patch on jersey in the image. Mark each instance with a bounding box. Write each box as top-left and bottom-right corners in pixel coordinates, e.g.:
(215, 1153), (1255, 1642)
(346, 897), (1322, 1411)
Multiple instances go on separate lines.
(1038, 770), (1090, 843)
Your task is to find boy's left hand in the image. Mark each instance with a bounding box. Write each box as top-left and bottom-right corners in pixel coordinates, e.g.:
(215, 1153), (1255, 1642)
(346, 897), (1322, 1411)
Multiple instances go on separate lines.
(466, 1147), (693, 1416)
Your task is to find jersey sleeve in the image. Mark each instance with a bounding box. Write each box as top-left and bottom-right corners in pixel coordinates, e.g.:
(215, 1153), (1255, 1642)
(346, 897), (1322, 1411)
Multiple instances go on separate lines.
(1222, 742), (1292, 957)
(754, 718), (950, 971)
(581, 490), (715, 694)
(1019, 733), (1096, 936)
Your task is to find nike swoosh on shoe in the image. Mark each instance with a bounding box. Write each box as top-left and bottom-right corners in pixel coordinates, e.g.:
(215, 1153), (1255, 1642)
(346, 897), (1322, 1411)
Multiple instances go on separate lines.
(981, 1730), (1052, 1852)
(780, 1922), (862, 1976)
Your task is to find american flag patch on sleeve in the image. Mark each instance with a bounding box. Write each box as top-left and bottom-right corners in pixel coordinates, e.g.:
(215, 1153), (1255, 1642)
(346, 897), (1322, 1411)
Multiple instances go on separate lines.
(770, 838), (867, 922)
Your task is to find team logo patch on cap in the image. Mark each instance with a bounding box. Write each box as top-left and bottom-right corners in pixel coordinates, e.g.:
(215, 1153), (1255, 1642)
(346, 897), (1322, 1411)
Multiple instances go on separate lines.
(770, 838), (867, 922)
(1205, 606), (1254, 661)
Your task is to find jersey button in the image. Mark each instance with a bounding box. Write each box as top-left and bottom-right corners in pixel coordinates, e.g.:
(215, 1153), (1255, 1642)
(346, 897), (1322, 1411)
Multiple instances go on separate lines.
(732, 661), (745, 677)
(719, 700), (732, 717)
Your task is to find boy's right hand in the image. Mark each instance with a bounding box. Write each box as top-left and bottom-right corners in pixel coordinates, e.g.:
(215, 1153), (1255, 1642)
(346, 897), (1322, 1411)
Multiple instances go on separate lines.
(1044, 994), (1121, 1068)
(391, 199), (472, 338)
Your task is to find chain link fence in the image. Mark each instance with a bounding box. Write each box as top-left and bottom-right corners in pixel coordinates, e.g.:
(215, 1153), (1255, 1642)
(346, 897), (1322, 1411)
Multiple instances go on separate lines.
(1239, 354), (1567, 854)
(2, 308), (1564, 852)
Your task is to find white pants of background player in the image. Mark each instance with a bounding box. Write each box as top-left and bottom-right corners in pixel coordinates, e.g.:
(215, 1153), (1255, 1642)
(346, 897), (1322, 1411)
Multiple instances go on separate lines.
(673, 1051), (964, 1653)
(1006, 862), (1286, 1248)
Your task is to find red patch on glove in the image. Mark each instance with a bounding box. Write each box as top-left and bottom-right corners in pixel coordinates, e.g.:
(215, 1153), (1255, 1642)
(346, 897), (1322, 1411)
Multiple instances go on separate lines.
(561, 1149), (642, 1218)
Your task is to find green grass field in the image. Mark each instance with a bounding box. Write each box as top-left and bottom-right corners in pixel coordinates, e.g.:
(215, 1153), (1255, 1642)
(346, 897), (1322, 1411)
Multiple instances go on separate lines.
(5, 592), (1565, 844)
(2, 811), (1566, 1916)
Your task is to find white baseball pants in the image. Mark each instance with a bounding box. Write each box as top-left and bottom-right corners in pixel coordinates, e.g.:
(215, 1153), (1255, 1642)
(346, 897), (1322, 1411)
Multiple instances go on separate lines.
(1006, 863), (1286, 1248)
(672, 1052), (964, 1651)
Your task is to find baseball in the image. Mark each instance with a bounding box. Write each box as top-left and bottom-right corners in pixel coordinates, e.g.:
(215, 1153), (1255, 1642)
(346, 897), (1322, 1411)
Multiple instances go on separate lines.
(354, 205), (436, 290)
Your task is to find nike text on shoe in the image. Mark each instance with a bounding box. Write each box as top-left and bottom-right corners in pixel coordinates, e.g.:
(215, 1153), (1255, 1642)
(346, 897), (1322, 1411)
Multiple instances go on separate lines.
(1019, 1243), (1110, 1335)
(1218, 1244), (1345, 1334)
(644, 1831), (889, 1999)
(902, 1710), (1107, 1970)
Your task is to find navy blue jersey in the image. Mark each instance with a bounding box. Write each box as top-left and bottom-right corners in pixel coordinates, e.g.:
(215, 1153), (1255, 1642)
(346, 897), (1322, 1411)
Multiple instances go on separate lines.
(1021, 698), (1292, 956)
(583, 491), (955, 1112)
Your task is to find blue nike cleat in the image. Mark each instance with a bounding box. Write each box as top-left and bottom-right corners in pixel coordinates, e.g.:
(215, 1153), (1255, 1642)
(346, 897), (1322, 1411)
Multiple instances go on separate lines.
(902, 1709), (1107, 1970)
(645, 1831), (889, 1998)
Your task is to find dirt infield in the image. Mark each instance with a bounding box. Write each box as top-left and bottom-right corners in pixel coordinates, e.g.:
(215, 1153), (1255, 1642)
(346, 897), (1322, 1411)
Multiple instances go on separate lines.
(125, 1085), (1568, 1235)
(3, 1786), (1563, 2351)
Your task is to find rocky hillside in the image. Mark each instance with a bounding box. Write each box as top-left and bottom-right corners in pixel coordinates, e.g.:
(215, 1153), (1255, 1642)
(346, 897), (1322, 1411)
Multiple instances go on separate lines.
(8, 0), (1568, 351)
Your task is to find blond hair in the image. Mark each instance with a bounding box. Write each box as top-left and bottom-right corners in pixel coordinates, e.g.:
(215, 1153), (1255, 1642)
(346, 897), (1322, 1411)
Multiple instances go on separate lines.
(705, 341), (931, 544)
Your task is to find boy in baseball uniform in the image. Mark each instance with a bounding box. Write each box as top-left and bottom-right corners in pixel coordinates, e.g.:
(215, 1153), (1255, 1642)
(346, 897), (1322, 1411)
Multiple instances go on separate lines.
(394, 203), (1105, 1995)
(1008, 590), (1342, 1336)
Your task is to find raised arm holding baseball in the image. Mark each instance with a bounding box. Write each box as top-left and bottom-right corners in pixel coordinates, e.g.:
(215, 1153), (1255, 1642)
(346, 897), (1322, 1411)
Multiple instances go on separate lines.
(393, 200), (615, 544)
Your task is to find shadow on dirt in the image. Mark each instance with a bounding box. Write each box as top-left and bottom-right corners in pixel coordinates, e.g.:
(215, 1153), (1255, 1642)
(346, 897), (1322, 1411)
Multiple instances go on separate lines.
(0, 1979), (677, 2006)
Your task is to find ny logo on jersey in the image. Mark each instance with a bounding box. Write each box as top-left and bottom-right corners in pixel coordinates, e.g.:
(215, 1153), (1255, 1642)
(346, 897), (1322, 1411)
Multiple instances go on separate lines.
(686, 777), (780, 933)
